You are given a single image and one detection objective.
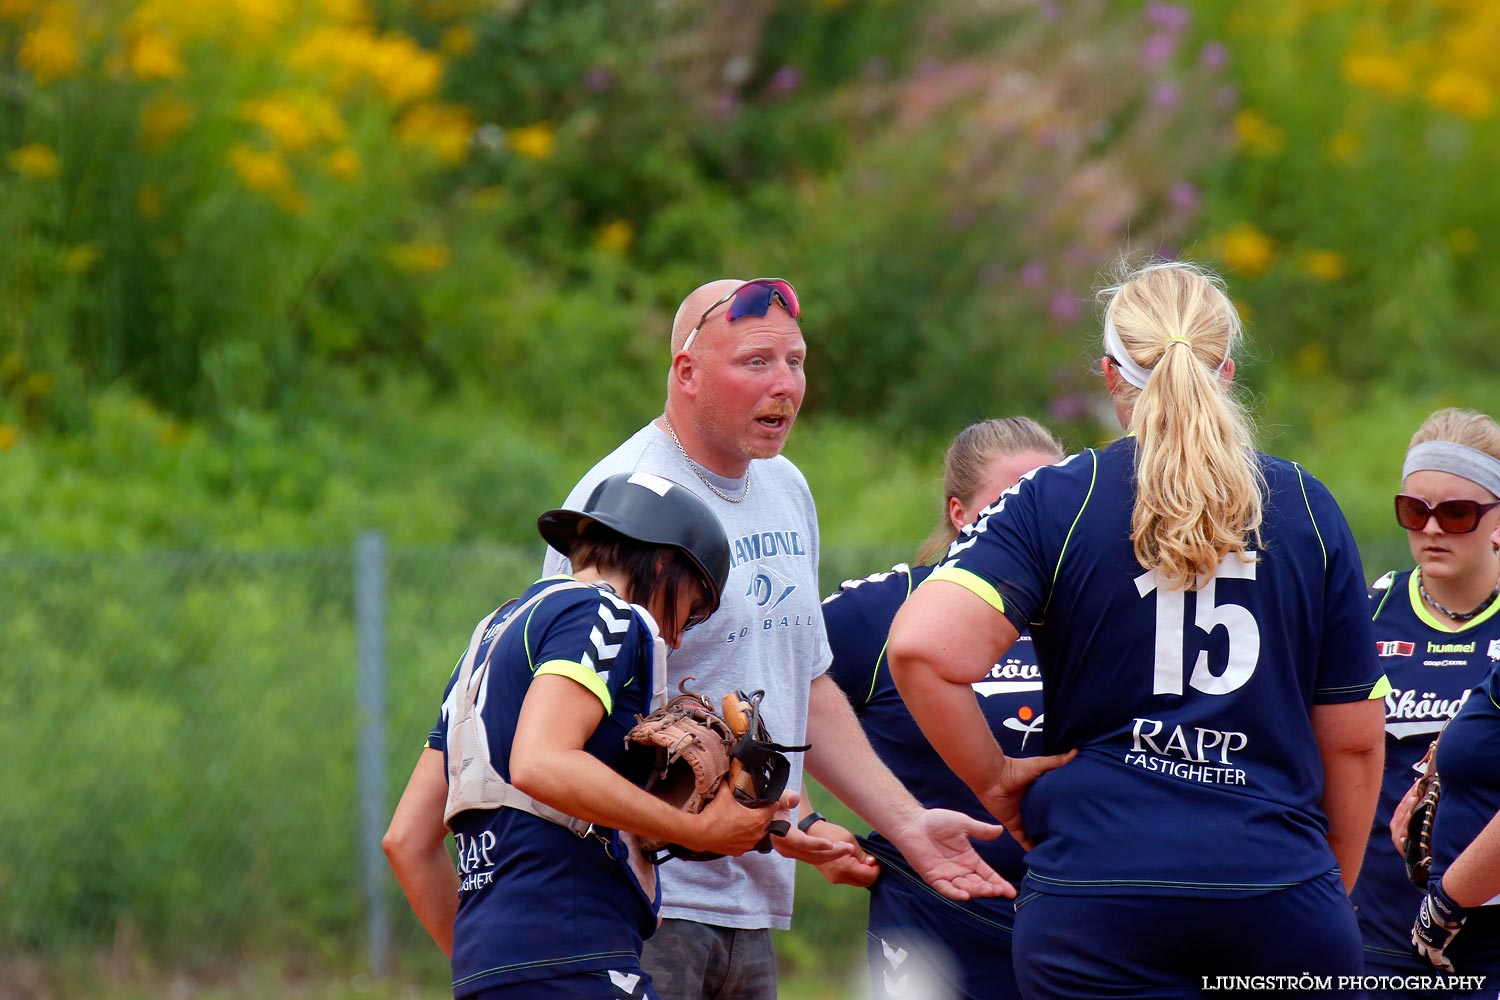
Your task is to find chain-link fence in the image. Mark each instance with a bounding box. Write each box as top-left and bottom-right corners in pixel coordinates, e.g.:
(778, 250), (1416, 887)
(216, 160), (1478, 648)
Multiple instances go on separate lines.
(0, 534), (1407, 974)
(0, 539), (911, 971)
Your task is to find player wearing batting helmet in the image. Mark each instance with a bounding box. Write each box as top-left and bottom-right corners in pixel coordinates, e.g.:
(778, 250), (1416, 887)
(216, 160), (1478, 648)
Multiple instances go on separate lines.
(384, 473), (789, 1000)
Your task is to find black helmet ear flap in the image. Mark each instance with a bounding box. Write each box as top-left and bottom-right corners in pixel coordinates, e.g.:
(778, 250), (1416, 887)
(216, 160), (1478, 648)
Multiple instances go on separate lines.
(538, 472), (731, 614)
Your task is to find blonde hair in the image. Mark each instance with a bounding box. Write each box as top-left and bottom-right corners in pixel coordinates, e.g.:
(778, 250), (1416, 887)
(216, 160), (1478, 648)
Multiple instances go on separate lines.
(916, 417), (1066, 565)
(1100, 260), (1262, 590)
(1410, 408), (1500, 461)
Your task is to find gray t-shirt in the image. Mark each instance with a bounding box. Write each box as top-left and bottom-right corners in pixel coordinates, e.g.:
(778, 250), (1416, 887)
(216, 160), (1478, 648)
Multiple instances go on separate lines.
(543, 422), (832, 930)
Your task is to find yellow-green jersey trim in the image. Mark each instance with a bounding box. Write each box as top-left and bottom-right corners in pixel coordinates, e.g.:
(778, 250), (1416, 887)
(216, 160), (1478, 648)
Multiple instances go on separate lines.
(1367, 675), (1393, 699)
(1408, 567), (1500, 632)
(926, 565), (1006, 614)
(533, 658), (612, 714)
(1294, 463), (1328, 571)
(1045, 449), (1098, 620)
(1370, 571), (1398, 622)
(868, 567), (918, 706)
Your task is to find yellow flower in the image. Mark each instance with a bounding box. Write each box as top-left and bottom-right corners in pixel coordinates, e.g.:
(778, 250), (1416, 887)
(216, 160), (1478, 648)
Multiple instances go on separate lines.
(292, 27), (443, 106)
(127, 30), (183, 80)
(385, 240), (450, 273)
(441, 24), (475, 56)
(229, 144), (289, 192)
(228, 0), (291, 44)
(0, 353), (24, 380)
(1215, 223), (1275, 277)
(0, 0), (39, 22)
(1426, 70), (1493, 120)
(594, 219), (634, 254)
(396, 103), (472, 164)
(240, 93), (346, 151)
(325, 146), (360, 179)
(137, 183), (164, 218)
(227, 144), (303, 211)
(320, 0), (366, 24)
(140, 94), (193, 148)
(1341, 51), (1412, 97)
(23, 372), (54, 397)
(8, 143), (60, 180)
(1447, 228), (1479, 257)
(507, 122), (554, 160)
(1325, 129), (1360, 163)
(64, 243), (98, 273)
(18, 5), (79, 83)
(366, 34), (443, 105)
(1301, 250), (1346, 282)
(1233, 110), (1286, 156)
(0, 426), (18, 451)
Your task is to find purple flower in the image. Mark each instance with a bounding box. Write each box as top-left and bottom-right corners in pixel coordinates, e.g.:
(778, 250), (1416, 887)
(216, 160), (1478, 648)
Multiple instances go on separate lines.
(1145, 2), (1191, 34)
(1152, 82), (1182, 111)
(1049, 291), (1081, 324)
(714, 91), (739, 120)
(1215, 85), (1239, 110)
(769, 65), (802, 96)
(1200, 42), (1229, 71)
(1022, 259), (1047, 288)
(583, 66), (613, 93)
(1140, 33), (1179, 72)
(1039, 0), (1061, 21)
(1168, 181), (1199, 210)
(1063, 244), (1091, 268)
(1048, 393), (1088, 421)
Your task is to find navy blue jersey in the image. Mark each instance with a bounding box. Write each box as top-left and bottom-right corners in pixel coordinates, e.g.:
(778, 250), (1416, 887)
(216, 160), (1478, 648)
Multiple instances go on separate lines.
(823, 561), (1041, 889)
(425, 578), (660, 997)
(1424, 665), (1500, 976)
(1353, 569), (1500, 975)
(932, 438), (1388, 897)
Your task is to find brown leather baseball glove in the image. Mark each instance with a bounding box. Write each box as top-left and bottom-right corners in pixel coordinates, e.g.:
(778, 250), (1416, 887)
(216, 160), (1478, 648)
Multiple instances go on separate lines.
(625, 680), (806, 863)
(1404, 737), (1442, 889)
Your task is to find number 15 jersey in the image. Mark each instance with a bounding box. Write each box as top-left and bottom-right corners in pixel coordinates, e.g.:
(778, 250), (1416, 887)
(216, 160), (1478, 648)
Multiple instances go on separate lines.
(931, 438), (1389, 898)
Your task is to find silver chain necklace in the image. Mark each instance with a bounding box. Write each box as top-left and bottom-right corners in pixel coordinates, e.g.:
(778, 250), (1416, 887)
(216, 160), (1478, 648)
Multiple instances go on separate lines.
(661, 414), (750, 503)
(1418, 570), (1500, 622)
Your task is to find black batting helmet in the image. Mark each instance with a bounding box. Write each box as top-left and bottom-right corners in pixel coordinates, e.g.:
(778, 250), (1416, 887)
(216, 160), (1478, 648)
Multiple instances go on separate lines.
(538, 472), (731, 622)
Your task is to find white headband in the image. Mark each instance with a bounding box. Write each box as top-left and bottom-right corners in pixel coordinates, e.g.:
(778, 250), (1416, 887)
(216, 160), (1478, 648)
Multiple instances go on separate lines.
(1402, 441), (1500, 498)
(1103, 315), (1230, 390)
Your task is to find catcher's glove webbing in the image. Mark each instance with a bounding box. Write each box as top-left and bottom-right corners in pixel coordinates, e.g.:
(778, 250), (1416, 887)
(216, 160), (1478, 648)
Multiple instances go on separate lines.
(626, 681), (808, 864)
(1404, 736), (1442, 890)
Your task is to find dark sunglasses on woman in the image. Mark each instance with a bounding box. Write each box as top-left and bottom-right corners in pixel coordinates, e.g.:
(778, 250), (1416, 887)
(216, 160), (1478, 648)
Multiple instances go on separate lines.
(1394, 493), (1500, 534)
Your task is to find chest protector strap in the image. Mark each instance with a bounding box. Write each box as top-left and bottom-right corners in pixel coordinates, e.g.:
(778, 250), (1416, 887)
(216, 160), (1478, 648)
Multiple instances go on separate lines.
(442, 580), (668, 835)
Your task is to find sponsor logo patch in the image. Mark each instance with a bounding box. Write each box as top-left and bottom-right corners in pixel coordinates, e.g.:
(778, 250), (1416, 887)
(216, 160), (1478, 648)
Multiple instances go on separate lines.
(1377, 640), (1415, 658)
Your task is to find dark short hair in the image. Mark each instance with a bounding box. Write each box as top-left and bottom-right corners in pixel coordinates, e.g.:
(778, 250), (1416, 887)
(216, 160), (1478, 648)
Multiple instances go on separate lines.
(568, 521), (707, 620)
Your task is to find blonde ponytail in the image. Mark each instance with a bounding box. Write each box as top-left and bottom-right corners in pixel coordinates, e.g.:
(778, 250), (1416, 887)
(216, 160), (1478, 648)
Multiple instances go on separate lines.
(1100, 260), (1263, 590)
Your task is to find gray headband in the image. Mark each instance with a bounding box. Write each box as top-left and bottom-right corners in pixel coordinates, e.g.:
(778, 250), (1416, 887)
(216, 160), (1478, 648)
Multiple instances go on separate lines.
(1402, 441), (1500, 498)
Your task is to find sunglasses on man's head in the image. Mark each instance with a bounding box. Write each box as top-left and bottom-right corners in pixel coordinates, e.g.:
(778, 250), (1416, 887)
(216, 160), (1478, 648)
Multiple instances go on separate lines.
(1394, 493), (1500, 534)
(681, 278), (801, 353)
